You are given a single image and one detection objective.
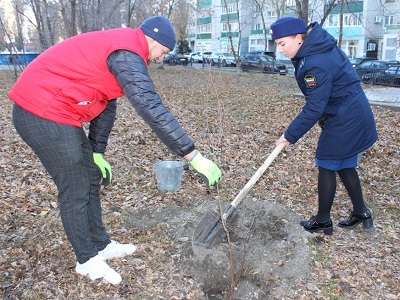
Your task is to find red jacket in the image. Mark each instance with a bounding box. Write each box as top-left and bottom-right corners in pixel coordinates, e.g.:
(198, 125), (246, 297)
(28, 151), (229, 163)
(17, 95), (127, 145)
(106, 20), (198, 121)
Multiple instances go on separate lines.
(8, 28), (149, 127)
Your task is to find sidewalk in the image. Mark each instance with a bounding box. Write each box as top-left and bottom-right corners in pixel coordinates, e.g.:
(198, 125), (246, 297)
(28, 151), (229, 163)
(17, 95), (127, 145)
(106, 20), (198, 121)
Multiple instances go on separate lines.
(363, 86), (400, 110)
(293, 85), (400, 110)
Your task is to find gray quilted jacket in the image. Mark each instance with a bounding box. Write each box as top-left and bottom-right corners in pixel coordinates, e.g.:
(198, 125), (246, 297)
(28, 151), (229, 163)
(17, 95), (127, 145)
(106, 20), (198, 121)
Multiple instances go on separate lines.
(89, 50), (195, 157)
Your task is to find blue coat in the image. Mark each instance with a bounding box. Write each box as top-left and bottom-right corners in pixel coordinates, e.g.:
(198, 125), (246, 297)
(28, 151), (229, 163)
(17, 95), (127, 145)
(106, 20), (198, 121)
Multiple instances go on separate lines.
(285, 22), (378, 160)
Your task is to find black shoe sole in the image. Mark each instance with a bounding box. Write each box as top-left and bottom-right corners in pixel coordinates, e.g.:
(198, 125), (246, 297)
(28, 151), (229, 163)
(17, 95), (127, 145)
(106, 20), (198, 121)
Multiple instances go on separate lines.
(338, 218), (373, 230)
(303, 226), (333, 235)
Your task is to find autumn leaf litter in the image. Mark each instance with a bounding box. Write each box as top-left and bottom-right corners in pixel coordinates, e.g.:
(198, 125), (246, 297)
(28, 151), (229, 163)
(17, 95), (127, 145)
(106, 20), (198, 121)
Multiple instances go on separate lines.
(0, 65), (399, 299)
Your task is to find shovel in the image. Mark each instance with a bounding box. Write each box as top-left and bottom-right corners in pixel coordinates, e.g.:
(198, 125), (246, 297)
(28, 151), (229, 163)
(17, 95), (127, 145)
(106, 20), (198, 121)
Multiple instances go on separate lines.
(192, 142), (286, 248)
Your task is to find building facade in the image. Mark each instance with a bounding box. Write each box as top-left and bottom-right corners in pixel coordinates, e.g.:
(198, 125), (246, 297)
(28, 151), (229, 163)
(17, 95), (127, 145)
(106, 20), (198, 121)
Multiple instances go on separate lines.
(187, 0), (400, 61)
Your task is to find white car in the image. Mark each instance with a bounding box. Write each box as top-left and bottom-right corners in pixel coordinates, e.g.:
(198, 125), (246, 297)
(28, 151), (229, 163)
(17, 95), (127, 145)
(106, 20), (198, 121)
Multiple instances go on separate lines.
(189, 51), (211, 63)
(209, 52), (236, 67)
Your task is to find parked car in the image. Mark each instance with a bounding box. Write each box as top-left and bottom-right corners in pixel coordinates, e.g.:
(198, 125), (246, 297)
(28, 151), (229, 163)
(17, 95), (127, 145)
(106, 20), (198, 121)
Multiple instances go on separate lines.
(240, 55), (287, 74)
(196, 51), (212, 63)
(188, 51), (211, 63)
(163, 53), (188, 66)
(188, 52), (201, 63)
(349, 57), (377, 67)
(243, 50), (275, 58)
(362, 65), (400, 86)
(276, 59), (294, 75)
(208, 52), (237, 67)
(354, 60), (400, 79)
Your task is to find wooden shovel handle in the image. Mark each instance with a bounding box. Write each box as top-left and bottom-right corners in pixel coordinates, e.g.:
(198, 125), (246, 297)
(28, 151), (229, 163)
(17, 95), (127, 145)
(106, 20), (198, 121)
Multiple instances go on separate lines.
(229, 142), (286, 209)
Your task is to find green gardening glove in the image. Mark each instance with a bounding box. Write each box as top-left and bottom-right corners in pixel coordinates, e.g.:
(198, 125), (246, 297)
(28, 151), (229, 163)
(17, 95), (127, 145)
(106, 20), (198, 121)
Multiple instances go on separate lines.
(188, 150), (222, 187)
(93, 153), (112, 186)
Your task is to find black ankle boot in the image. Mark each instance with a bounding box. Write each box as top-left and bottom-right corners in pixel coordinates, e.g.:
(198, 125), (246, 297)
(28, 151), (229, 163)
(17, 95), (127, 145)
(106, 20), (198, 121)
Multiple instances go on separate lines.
(300, 216), (333, 235)
(338, 210), (373, 229)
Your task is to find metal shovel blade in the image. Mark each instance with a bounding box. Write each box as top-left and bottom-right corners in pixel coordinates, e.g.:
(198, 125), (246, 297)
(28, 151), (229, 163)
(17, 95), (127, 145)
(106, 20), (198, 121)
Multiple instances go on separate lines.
(192, 143), (286, 248)
(192, 205), (236, 248)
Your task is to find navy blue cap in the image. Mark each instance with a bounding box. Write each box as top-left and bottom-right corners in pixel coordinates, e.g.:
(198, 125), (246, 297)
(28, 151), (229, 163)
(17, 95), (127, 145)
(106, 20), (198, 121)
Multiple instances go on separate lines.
(270, 17), (307, 40)
(140, 16), (176, 50)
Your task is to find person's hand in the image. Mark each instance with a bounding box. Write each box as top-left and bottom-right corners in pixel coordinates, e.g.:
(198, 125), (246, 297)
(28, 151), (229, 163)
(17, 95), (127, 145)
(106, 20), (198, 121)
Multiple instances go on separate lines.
(93, 153), (112, 186)
(188, 151), (222, 187)
(276, 134), (290, 148)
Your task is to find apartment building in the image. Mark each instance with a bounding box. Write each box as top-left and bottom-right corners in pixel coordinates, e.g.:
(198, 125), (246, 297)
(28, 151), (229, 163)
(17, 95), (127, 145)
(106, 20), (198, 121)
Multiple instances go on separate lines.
(187, 0), (400, 60)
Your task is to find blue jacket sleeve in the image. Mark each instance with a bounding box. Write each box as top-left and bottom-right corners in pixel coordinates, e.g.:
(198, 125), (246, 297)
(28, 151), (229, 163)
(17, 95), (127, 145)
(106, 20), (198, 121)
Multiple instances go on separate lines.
(106, 50), (195, 157)
(285, 65), (332, 144)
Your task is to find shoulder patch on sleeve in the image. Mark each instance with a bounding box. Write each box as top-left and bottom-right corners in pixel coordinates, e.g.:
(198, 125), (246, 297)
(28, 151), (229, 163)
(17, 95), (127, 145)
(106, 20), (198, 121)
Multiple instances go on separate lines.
(304, 74), (317, 88)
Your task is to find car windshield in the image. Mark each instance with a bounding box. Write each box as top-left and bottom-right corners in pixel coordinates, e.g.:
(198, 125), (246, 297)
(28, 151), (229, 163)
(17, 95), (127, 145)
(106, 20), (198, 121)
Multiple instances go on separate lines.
(259, 56), (272, 62)
(360, 61), (373, 67)
(350, 58), (362, 64)
(223, 53), (233, 57)
(386, 67), (399, 74)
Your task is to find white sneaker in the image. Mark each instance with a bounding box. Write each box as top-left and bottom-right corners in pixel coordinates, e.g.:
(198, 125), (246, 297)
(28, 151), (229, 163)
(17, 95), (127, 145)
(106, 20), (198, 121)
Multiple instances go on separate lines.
(76, 255), (122, 284)
(98, 240), (137, 260)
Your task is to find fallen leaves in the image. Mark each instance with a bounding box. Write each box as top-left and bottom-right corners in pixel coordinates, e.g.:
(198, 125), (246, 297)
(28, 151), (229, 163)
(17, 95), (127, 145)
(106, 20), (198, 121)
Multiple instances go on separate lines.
(0, 65), (399, 299)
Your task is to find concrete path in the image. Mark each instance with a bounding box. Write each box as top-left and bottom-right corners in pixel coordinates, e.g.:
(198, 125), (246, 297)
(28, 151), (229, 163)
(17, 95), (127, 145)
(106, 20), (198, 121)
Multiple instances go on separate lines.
(363, 86), (400, 109)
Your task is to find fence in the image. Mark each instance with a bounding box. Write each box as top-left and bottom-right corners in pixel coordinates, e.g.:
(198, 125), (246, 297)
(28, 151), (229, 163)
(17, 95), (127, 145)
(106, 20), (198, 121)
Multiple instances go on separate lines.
(0, 53), (39, 65)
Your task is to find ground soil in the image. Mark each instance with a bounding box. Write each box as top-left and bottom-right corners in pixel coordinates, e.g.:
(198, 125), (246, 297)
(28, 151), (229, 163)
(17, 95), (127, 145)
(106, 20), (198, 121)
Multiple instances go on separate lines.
(126, 199), (311, 299)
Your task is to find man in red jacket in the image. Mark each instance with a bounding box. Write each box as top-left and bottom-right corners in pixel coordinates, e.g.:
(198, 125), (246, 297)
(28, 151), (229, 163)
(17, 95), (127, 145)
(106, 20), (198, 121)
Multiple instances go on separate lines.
(9, 16), (222, 284)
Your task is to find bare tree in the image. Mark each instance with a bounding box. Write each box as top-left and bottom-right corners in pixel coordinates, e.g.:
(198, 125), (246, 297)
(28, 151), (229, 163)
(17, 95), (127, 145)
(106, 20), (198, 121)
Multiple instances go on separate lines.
(14, 0), (24, 51)
(0, 10), (29, 76)
(170, 0), (194, 42)
(295, 0), (309, 22)
(59, 0), (78, 37)
(25, 0), (50, 49)
(254, 0), (268, 52)
(42, 0), (56, 45)
(125, 0), (141, 27)
(221, 0), (242, 71)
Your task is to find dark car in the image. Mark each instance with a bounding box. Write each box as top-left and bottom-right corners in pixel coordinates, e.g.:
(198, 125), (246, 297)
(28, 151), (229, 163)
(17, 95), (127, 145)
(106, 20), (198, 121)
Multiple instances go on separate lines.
(243, 50), (275, 58)
(240, 55), (287, 75)
(350, 57), (378, 67)
(362, 65), (400, 86)
(354, 60), (400, 79)
(163, 53), (188, 66)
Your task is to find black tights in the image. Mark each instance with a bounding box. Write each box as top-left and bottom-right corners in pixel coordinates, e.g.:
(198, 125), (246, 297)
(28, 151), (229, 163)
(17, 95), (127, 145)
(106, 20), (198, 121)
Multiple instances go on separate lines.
(316, 166), (368, 222)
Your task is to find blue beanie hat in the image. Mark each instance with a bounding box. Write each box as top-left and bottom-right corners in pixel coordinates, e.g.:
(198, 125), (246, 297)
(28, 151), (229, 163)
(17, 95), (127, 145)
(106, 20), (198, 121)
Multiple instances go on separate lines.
(270, 17), (307, 40)
(140, 16), (176, 50)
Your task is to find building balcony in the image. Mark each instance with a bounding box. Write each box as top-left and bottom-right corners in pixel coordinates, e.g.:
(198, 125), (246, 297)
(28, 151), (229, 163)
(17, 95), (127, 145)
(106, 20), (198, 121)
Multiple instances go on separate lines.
(221, 32), (239, 38)
(197, 33), (212, 39)
(251, 29), (270, 35)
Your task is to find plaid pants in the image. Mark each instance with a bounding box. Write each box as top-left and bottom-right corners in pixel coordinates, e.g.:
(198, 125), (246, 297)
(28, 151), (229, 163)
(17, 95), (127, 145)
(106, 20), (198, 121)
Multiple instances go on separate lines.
(12, 104), (110, 263)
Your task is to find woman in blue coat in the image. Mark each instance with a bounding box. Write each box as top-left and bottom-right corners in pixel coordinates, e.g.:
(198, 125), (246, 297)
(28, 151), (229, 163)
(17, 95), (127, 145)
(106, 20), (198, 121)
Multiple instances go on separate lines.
(272, 17), (378, 235)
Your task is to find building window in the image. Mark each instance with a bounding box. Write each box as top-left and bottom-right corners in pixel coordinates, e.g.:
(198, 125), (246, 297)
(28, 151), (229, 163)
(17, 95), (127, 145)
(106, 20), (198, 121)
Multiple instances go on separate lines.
(387, 38), (396, 47)
(352, 13), (363, 25)
(385, 15), (394, 25)
(328, 15), (338, 27)
(222, 21), (238, 32)
(222, 23), (229, 32)
(197, 24), (211, 33)
(286, 0), (296, 6)
(327, 12), (362, 27)
(221, 3), (237, 14)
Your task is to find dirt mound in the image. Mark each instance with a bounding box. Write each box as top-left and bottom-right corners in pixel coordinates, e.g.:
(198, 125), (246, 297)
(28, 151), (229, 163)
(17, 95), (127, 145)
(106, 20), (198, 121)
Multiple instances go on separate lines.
(126, 199), (311, 299)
